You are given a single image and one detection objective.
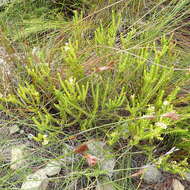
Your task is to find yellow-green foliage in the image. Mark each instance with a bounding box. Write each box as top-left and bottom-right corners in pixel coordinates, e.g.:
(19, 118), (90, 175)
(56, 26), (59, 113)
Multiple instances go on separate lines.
(0, 0), (190, 180)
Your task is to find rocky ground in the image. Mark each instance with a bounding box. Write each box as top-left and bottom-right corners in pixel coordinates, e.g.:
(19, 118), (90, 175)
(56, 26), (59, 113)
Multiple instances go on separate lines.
(0, 0), (190, 189)
(1, 121), (190, 190)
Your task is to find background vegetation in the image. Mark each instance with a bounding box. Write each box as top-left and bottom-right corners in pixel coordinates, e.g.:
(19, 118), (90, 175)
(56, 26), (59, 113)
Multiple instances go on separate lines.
(0, 0), (190, 189)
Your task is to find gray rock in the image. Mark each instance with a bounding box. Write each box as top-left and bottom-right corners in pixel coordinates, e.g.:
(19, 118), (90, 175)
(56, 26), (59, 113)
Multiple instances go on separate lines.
(96, 178), (114, 190)
(87, 141), (106, 157)
(60, 143), (75, 164)
(184, 172), (190, 182)
(96, 183), (114, 190)
(87, 140), (115, 178)
(9, 125), (20, 135)
(0, 125), (20, 138)
(20, 130), (25, 134)
(101, 158), (115, 178)
(142, 165), (162, 184)
(21, 169), (49, 190)
(42, 160), (62, 177)
(10, 144), (28, 170)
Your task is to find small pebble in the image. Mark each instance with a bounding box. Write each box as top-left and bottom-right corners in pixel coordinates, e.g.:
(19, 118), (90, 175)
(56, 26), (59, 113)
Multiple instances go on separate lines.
(142, 164), (162, 184)
(21, 169), (49, 190)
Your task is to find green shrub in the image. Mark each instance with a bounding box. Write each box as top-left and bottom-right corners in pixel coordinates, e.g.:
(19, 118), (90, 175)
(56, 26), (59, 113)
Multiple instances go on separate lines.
(0, 0), (190, 187)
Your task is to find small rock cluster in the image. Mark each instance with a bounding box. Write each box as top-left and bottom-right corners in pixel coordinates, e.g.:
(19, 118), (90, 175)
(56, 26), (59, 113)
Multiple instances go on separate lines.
(21, 160), (62, 190)
(0, 125), (22, 163)
(20, 143), (75, 190)
(142, 164), (163, 184)
(19, 140), (116, 190)
(0, 131), (116, 190)
(86, 140), (115, 190)
(1, 125), (189, 190)
(142, 164), (186, 190)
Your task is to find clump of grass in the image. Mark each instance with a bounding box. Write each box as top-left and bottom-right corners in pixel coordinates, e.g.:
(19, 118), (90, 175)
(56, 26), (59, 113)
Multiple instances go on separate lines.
(0, 0), (190, 189)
